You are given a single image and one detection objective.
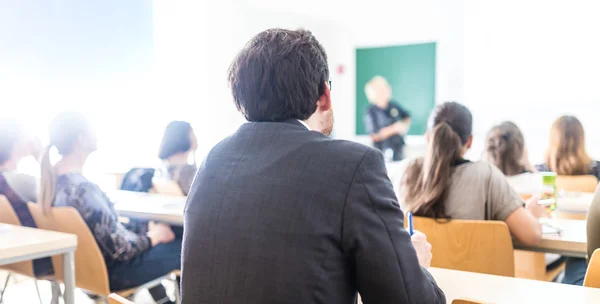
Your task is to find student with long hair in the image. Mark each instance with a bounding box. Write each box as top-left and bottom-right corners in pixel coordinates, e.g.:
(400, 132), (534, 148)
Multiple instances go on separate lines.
(0, 119), (54, 277)
(158, 121), (198, 195)
(399, 102), (543, 246)
(536, 115), (599, 286)
(484, 121), (535, 176)
(484, 121), (565, 274)
(39, 112), (181, 303)
(536, 115), (600, 179)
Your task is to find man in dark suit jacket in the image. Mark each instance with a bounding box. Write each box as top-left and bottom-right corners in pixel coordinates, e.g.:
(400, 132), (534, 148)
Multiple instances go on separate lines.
(182, 28), (445, 304)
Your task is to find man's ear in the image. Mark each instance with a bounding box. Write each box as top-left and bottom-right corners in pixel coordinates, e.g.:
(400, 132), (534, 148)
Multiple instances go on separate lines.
(316, 81), (331, 111)
(465, 135), (473, 150)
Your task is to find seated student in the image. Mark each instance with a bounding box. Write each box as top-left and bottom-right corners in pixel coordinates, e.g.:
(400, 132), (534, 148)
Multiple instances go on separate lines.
(484, 121), (535, 176)
(0, 119), (40, 203)
(398, 102), (543, 246)
(158, 121), (198, 195)
(484, 121), (564, 271)
(536, 115), (598, 285)
(536, 115), (600, 180)
(39, 112), (181, 303)
(0, 119), (53, 277)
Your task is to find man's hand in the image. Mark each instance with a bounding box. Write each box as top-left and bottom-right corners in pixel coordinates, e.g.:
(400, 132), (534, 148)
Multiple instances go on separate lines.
(411, 230), (433, 269)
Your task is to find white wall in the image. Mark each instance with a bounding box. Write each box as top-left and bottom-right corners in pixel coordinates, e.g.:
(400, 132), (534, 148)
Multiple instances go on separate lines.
(231, 5), (356, 141)
(464, 0), (600, 163)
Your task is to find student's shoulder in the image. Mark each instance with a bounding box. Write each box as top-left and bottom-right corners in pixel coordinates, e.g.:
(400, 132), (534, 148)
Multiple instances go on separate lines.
(59, 174), (103, 196)
(312, 137), (381, 162)
(459, 161), (503, 177)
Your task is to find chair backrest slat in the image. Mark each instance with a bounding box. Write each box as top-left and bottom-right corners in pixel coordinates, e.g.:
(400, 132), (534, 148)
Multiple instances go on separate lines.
(584, 249), (600, 288)
(28, 203), (111, 296)
(0, 195), (35, 277)
(556, 175), (598, 193)
(412, 216), (515, 277)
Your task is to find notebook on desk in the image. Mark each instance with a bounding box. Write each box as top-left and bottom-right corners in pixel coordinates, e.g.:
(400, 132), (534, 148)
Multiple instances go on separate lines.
(542, 224), (562, 235)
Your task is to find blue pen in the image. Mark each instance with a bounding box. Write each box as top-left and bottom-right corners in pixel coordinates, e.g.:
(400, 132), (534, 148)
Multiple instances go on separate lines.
(407, 212), (414, 236)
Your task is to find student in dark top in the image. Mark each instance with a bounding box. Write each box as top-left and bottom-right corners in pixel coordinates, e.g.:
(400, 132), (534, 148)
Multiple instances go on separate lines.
(0, 119), (41, 203)
(158, 121), (198, 195)
(484, 121), (535, 176)
(0, 119), (53, 277)
(536, 115), (600, 180)
(363, 76), (411, 161)
(39, 112), (181, 303)
(536, 115), (599, 286)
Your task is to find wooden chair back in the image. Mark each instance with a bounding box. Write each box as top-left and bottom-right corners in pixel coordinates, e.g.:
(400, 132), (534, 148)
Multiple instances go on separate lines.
(0, 196), (35, 277)
(28, 203), (111, 296)
(151, 179), (184, 196)
(556, 175), (598, 193)
(584, 249), (600, 288)
(412, 216), (515, 277)
(108, 294), (134, 304)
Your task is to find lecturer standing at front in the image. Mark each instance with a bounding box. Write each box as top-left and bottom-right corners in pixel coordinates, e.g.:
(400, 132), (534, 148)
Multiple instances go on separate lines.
(364, 76), (411, 161)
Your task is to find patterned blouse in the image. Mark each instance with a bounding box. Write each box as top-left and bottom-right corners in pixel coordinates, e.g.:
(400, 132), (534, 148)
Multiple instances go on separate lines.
(535, 160), (600, 180)
(53, 173), (150, 266)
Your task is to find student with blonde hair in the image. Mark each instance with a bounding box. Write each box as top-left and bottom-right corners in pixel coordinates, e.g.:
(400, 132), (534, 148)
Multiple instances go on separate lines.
(536, 115), (600, 178)
(399, 102), (543, 246)
(363, 76), (411, 161)
(536, 115), (599, 285)
(39, 112), (181, 303)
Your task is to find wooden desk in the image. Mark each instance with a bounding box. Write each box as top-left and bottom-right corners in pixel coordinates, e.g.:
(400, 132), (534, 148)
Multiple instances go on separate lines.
(428, 267), (600, 303)
(110, 190), (186, 225)
(514, 219), (587, 258)
(0, 224), (77, 304)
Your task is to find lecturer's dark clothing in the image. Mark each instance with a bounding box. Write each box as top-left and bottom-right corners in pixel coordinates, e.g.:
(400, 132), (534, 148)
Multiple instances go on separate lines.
(364, 101), (410, 161)
(182, 119), (445, 304)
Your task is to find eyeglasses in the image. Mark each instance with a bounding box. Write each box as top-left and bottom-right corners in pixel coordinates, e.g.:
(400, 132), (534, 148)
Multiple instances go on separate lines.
(328, 80), (332, 91)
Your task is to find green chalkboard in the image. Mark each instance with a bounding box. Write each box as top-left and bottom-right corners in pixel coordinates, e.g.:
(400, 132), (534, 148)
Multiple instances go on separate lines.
(355, 42), (436, 135)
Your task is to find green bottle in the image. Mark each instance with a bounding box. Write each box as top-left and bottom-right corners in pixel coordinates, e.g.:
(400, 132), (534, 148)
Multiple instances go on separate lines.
(541, 172), (557, 211)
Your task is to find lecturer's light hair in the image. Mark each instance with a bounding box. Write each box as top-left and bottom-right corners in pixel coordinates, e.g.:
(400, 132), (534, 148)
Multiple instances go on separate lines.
(364, 76), (389, 102)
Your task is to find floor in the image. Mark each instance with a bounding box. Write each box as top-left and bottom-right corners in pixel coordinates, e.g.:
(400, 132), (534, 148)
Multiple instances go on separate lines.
(0, 271), (163, 304)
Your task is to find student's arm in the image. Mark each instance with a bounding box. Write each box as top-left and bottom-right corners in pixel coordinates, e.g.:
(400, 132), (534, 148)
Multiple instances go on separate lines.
(343, 149), (445, 304)
(378, 104), (411, 140)
(381, 119), (411, 138)
(486, 166), (542, 246)
(76, 183), (152, 262)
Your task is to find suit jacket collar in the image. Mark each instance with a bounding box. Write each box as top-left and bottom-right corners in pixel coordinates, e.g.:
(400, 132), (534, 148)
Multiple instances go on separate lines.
(280, 119), (308, 129)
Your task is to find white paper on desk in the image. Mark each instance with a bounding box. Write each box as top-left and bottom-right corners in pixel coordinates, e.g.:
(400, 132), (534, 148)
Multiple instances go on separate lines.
(542, 225), (561, 234)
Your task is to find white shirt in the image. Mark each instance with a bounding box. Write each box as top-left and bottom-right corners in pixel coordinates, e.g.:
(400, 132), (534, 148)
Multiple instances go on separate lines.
(297, 119), (311, 130)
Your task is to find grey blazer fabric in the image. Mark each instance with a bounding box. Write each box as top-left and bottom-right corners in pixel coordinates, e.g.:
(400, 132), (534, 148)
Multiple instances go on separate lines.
(182, 120), (445, 304)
